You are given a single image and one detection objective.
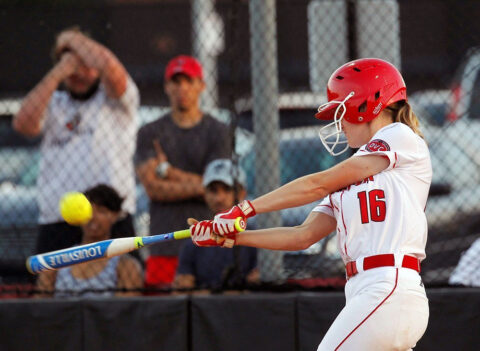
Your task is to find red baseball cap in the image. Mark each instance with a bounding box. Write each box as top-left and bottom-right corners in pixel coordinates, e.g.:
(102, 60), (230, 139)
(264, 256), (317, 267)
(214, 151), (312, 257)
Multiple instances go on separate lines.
(164, 55), (203, 81)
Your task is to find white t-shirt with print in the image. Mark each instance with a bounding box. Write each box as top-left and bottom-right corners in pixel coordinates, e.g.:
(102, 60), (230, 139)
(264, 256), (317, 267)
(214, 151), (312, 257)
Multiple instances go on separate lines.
(313, 123), (432, 264)
(37, 77), (139, 224)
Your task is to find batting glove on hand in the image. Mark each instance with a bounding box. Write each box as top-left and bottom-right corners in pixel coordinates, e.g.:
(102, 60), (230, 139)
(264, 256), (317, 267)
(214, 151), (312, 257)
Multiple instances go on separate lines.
(189, 219), (235, 248)
(213, 200), (256, 237)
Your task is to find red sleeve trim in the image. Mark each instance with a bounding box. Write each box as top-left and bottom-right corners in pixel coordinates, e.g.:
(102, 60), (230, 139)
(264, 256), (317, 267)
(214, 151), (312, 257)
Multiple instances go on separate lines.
(392, 152), (398, 168)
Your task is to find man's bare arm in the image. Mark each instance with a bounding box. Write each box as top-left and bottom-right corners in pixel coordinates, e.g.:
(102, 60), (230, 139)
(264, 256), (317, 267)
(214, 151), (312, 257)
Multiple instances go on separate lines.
(136, 159), (204, 202)
(13, 54), (78, 137)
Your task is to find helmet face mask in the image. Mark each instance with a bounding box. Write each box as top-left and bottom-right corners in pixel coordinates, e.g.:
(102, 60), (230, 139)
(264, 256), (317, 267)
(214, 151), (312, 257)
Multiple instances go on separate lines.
(317, 92), (352, 156)
(315, 58), (407, 156)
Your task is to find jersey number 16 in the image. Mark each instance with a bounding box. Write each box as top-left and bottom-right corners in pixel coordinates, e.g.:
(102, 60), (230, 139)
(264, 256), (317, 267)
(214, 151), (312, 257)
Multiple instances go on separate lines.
(357, 189), (386, 223)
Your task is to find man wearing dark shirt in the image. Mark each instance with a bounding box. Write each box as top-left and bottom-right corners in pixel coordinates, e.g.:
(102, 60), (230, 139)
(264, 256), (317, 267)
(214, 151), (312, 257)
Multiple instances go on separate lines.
(135, 56), (231, 289)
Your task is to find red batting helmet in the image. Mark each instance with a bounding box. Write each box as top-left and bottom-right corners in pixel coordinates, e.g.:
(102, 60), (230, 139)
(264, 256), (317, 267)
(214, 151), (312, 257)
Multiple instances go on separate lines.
(315, 58), (407, 155)
(315, 58), (407, 123)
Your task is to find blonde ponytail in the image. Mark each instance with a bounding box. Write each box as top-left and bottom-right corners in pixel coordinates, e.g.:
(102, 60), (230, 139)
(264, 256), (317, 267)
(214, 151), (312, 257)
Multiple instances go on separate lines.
(387, 101), (424, 139)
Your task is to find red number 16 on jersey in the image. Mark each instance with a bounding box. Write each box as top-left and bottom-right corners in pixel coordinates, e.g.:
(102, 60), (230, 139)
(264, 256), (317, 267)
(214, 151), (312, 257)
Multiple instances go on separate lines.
(357, 189), (386, 224)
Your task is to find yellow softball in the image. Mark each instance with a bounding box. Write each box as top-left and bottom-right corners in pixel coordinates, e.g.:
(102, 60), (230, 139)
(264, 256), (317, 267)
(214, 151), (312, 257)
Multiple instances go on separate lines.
(59, 192), (93, 226)
(234, 217), (246, 232)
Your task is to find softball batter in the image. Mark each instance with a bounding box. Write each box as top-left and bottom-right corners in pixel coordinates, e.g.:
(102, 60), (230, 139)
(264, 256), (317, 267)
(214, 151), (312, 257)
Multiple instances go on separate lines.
(191, 58), (432, 350)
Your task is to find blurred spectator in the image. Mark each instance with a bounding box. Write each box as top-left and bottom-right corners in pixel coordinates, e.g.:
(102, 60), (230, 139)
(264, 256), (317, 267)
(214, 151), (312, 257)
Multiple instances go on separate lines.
(449, 237), (480, 287)
(135, 55), (231, 289)
(174, 159), (258, 291)
(35, 184), (143, 298)
(13, 26), (139, 255)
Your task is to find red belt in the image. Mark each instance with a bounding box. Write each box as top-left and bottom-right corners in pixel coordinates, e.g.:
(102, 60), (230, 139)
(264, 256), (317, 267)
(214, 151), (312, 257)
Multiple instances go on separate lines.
(345, 254), (420, 279)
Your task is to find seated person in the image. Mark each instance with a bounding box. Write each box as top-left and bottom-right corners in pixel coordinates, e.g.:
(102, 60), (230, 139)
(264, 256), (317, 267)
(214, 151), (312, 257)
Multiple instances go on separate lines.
(35, 184), (143, 298)
(449, 237), (480, 287)
(174, 159), (258, 291)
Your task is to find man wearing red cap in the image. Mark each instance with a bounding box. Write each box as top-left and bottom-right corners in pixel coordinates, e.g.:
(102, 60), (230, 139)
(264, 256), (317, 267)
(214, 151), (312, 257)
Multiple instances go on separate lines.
(135, 55), (232, 290)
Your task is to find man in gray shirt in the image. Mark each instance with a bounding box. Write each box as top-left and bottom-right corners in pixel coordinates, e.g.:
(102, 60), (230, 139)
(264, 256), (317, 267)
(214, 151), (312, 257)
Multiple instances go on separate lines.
(135, 55), (231, 289)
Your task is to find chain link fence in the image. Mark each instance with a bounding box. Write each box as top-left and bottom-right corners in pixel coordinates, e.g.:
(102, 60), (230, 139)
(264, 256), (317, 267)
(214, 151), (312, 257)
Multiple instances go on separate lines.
(1, 0), (479, 297)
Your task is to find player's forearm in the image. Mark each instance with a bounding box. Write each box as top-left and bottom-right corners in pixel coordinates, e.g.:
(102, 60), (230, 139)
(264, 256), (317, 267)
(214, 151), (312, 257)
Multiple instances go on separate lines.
(67, 32), (127, 98)
(236, 226), (318, 251)
(13, 67), (64, 137)
(251, 174), (328, 214)
(251, 156), (389, 214)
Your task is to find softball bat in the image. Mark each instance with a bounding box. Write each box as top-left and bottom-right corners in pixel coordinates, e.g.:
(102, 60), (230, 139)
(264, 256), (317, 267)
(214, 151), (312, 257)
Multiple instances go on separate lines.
(26, 229), (191, 274)
(26, 217), (245, 274)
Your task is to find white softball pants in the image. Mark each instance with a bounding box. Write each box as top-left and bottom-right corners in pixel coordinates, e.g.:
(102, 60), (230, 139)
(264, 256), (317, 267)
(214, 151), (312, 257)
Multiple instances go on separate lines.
(317, 267), (429, 351)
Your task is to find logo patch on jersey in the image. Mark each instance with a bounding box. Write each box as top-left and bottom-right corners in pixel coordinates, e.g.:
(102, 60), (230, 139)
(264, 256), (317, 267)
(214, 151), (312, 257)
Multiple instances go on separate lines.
(366, 139), (390, 152)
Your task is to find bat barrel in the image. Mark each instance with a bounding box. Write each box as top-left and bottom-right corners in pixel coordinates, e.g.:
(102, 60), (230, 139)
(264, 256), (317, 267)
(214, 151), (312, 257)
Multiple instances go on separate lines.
(26, 240), (113, 274)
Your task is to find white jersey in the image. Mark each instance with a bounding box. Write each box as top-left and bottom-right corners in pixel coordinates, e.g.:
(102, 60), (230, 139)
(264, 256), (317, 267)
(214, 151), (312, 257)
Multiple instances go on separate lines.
(37, 76), (139, 224)
(313, 123), (432, 264)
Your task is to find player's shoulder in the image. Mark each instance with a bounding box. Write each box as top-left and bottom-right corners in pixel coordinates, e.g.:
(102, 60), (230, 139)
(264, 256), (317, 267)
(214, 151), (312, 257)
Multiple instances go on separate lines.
(376, 122), (415, 139)
(371, 123), (422, 149)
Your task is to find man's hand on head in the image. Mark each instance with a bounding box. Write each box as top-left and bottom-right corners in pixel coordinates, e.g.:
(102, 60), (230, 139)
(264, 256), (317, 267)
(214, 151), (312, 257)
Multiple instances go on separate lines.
(56, 52), (81, 79)
(56, 30), (80, 54)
